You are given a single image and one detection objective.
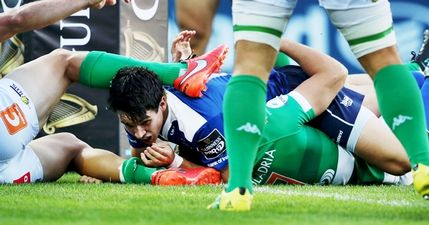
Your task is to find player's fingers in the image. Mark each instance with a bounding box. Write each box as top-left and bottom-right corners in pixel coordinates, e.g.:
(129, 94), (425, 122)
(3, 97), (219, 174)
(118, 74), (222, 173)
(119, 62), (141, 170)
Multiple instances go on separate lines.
(173, 34), (183, 42)
(150, 143), (169, 156)
(106, 0), (117, 6)
(146, 147), (167, 161)
(93, 1), (106, 9)
(80, 175), (102, 184)
(143, 148), (164, 165)
(140, 152), (151, 165)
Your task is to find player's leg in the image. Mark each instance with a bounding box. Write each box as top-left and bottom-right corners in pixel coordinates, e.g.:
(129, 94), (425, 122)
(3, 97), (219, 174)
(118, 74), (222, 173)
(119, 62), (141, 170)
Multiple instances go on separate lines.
(79, 45), (228, 97)
(4, 49), (80, 128)
(215, 0), (294, 211)
(29, 133), (123, 182)
(325, 0), (429, 198)
(175, 0), (219, 55)
(352, 156), (413, 185)
(305, 84), (410, 176)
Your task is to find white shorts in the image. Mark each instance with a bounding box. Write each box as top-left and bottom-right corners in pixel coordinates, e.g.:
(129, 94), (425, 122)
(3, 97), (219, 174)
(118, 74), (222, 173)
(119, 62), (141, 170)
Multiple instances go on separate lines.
(332, 145), (355, 185)
(318, 0), (383, 10)
(324, 0), (396, 58)
(232, 0), (293, 50)
(1, 78), (40, 182)
(233, 0), (394, 57)
(0, 145), (43, 183)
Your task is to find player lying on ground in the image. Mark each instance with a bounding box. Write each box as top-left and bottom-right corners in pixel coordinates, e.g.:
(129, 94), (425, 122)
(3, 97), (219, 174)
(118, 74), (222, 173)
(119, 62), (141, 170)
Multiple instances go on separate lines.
(0, 34), (228, 184)
(93, 36), (417, 188)
(34, 30), (409, 187)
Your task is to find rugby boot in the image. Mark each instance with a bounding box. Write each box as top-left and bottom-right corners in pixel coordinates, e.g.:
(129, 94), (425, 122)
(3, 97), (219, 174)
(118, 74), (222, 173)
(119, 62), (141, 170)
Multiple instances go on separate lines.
(152, 167), (221, 186)
(207, 187), (253, 211)
(412, 163), (429, 200)
(411, 29), (429, 71)
(174, 44), (228, 98)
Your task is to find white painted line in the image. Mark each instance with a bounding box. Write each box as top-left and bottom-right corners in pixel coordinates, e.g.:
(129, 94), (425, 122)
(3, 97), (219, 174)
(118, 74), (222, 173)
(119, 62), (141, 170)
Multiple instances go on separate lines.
(255, 186), (426, 208)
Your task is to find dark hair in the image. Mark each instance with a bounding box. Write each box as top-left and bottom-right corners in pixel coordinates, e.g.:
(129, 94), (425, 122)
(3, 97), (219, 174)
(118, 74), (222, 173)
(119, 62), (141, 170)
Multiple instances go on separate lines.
(107, 66), (164, 122)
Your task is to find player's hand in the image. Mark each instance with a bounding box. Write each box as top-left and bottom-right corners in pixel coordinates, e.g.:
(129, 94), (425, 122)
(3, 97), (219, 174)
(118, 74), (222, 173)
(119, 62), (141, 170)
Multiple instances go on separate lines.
(141, 141), (175, 167)
(88, 0), (117, 9)
(79, 175), (103, 184)
(171, 30), (196, 62)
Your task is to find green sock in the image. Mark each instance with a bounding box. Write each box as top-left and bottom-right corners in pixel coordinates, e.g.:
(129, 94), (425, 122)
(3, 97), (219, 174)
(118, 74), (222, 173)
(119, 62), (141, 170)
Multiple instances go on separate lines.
(406, 61), (421, 72)
(121, 157), (158, 184)
(223, 75), (267, 193)
(274, 51), (290, 67)
(79, 51), (186, 88)
(374, 64), (429, 166)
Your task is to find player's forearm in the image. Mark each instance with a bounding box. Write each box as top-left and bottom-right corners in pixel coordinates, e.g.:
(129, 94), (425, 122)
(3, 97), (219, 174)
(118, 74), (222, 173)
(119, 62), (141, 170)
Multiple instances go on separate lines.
(0, 0), (96, 42)
(279, 38), (347, 78)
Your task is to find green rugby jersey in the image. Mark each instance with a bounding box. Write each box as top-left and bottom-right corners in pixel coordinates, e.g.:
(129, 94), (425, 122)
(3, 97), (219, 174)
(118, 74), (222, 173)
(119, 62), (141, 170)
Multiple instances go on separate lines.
(252, 91), (396, 185)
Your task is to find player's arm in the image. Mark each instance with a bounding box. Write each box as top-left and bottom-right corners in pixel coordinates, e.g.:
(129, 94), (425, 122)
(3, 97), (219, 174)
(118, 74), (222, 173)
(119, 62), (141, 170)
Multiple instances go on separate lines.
(0, 0), (117, 42)
(279, 39), (348, 116)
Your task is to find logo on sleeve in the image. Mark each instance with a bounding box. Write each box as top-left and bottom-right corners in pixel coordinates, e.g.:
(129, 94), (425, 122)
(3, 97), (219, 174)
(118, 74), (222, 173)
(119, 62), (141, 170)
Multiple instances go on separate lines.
(197, 129), (226, 159)
(0, 103), (28, 135)
(266, 95), (288, 109)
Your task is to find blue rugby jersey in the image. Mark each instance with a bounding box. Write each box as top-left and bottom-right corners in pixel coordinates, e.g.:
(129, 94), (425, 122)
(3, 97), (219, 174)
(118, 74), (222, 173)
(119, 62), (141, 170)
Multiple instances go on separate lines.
(126, 66), (367, 169)
(127, 74), (229, 170)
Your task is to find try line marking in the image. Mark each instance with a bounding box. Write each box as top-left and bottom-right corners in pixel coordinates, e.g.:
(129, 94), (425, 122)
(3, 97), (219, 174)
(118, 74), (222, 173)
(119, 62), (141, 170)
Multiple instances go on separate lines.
(255, 186), (427, 208)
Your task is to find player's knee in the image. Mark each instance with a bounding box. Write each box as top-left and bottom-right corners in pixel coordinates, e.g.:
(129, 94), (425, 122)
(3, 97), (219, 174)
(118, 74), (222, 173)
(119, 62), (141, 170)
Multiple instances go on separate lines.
(48, 49), (73, 68)
(49, 48), (73, 60)
(54, 132), (88, 156)
(388, 158), (411, 175)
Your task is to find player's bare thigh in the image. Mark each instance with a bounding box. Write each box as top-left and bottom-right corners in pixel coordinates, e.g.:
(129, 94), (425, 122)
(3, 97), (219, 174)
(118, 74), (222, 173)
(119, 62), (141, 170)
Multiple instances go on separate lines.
(4, 49), (84, 127)
(354, 114), (410, 175)
(345, 74), (379, 116)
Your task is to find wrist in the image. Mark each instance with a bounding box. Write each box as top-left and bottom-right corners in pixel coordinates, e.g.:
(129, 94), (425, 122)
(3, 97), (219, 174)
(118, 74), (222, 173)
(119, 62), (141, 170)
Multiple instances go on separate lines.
(168, 154), (183, 168)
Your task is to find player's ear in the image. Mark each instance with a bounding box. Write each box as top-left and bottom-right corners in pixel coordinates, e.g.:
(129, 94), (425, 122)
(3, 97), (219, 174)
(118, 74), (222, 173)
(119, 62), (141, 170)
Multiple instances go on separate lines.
(159, 96), (167, 112)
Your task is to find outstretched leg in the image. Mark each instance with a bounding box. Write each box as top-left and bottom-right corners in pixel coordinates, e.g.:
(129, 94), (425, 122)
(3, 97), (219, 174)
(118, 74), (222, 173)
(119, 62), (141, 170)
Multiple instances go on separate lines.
(29, 133), (123, 182)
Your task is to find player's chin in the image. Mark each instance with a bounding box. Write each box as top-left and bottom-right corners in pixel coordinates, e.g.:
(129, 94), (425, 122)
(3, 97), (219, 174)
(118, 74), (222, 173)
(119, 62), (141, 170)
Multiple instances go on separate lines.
(140, 136), (155, 146)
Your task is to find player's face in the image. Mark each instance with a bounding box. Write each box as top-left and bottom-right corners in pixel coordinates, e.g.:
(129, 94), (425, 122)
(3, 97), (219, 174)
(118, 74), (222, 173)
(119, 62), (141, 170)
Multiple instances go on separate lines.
(119, 101), (167, 145)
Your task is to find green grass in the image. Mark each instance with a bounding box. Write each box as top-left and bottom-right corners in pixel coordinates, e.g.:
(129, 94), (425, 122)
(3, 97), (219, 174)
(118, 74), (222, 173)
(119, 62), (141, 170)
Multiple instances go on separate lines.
(1, 173), (428, 225)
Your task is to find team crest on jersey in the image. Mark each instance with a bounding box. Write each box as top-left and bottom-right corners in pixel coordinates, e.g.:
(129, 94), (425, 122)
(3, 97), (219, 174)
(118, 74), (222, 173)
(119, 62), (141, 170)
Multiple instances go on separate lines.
(0, 103), (28, 135)
(266, 95), (288, 109)
(197, 129), (226, 159)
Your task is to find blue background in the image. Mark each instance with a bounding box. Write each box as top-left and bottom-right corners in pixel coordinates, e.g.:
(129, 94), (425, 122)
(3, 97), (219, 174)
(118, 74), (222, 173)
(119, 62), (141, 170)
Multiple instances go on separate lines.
(168, 0), (429, 74)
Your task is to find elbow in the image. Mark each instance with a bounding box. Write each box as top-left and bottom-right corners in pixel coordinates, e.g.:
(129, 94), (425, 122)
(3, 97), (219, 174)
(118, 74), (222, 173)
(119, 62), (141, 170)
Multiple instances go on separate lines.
(327, 62), (348, 89)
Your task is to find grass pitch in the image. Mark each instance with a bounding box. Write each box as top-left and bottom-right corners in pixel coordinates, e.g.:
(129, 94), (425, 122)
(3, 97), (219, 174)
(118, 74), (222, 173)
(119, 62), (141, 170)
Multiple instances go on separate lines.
(1, 173), (428, 225)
